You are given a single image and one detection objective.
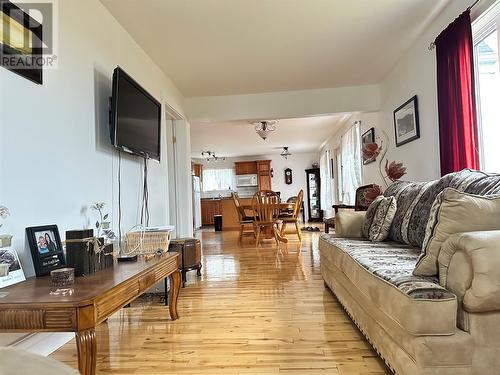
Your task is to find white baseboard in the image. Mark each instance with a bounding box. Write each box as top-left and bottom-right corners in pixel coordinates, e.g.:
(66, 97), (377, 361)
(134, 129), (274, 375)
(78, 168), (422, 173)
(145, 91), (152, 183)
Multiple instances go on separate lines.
(11, 332), (74, 356)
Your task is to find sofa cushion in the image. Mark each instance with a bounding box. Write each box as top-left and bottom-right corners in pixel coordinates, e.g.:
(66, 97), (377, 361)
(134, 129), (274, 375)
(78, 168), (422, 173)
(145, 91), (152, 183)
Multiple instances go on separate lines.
(320, 234), (458, 336)
(414, 189), (500, 276)
(334, 211), (365, 237)
(321, 234), (454, 300)
(384, 169), (500, 248)
(362, 195), (397, 241)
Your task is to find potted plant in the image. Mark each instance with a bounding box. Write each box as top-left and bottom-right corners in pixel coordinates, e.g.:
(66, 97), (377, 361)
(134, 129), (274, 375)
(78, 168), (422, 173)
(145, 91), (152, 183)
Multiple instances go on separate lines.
(90, 202), (116, 242)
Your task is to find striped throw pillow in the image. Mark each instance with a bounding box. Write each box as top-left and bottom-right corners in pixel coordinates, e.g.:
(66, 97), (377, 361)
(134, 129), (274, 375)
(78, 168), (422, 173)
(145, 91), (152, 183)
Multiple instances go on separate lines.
(362, 196), (397, 242)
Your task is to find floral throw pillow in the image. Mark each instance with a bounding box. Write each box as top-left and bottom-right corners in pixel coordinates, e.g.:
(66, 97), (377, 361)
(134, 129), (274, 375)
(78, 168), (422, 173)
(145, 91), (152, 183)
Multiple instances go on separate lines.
(362, 195), (397, 242)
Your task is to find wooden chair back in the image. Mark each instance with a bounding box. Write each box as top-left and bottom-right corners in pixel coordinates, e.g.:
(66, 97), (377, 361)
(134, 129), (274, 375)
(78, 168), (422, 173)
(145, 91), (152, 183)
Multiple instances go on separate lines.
(355, 184), (378, 211)
(252, 190), (280, 224)
(292, 190), (304, 219)
(232, 192), (246, 221)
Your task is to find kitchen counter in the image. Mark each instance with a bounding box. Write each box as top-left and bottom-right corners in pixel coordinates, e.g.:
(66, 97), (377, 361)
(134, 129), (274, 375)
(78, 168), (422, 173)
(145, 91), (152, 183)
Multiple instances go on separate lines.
(200, 196), (254, 229)
(219, 197), (253, 230)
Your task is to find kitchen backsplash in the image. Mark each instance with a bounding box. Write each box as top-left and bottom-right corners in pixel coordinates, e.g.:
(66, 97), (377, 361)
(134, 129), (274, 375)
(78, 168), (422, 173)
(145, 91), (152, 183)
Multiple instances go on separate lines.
(201, 189), (234, 199)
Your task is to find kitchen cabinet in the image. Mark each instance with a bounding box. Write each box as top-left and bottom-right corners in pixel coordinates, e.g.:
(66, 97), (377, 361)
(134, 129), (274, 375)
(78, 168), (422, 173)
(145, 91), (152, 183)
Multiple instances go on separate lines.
(257, 160), (272, 190)
(201, 199), (221, 225)
(192, 163), (203, 178)
(235, 161), (257, 175)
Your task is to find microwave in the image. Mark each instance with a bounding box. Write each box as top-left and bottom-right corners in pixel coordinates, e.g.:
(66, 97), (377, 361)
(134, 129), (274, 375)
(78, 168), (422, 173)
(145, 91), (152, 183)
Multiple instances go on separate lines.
(236, 174), (258, 187)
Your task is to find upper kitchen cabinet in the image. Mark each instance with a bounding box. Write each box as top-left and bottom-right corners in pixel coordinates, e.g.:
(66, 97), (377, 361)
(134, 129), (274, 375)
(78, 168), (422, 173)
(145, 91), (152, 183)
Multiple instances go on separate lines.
(256, 160), (272, 191)
(234, 161), (258, 175)
(192, 163), (203, 177)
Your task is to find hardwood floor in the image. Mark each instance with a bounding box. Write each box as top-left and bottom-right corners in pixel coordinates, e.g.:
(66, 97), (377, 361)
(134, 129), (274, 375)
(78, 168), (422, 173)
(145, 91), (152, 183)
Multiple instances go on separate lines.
(50, 229), (391, 374)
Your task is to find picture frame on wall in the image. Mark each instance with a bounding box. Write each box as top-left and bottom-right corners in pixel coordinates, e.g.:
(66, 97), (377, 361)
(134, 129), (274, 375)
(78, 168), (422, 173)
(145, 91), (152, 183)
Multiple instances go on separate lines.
(393, 95), (420, 147)
(361, 127), (375, 165)
(0, 247), (26, 288)
(0, 0), (43, 84)
(26, 225), (65, 276)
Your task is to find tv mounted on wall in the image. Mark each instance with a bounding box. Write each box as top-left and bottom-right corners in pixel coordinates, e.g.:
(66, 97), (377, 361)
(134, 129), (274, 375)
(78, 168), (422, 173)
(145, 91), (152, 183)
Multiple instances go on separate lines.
(110, 67), (161, 161)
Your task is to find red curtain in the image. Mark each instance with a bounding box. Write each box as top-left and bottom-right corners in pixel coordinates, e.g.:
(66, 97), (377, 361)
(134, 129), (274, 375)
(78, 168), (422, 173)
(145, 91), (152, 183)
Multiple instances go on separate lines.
(436, 9), (480, 176)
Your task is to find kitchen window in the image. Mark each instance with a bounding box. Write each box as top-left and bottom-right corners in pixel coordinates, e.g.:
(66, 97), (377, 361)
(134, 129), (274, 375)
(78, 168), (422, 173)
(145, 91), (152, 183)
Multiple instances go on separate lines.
(202, 168), (235, 191)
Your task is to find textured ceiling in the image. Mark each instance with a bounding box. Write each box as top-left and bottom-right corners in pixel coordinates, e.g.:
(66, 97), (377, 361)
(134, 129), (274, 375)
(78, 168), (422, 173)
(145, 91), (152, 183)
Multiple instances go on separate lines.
(101, 0), (450, 97)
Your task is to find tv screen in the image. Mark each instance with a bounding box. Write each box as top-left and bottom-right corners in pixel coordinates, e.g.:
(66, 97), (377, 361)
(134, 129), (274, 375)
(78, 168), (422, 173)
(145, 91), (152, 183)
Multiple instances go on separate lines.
(111, 67), (161, 161)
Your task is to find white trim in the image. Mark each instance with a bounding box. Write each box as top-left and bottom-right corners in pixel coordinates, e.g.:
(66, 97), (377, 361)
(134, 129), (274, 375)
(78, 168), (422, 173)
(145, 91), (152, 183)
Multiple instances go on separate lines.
(11, 332), (74, 356)
(472, 0), (500, 40)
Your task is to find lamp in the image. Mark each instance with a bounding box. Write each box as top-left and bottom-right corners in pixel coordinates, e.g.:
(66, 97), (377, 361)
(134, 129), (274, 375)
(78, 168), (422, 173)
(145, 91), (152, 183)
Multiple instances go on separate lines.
(201, 151), (225, 163)
(252, 120), (278, 140)
(280, 147), (292, 159)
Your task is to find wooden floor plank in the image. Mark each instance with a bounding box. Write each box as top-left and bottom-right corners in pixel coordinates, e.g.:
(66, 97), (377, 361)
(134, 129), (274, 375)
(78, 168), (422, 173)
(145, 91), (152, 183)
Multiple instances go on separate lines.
(50, 228), (390, 374)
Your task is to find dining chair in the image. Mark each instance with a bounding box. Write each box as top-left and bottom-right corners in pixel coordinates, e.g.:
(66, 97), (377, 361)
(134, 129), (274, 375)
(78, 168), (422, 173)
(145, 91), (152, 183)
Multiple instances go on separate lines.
(232, 192), (255, 242)
(252, 190), (281, 246)
(280, 189), (304, 241)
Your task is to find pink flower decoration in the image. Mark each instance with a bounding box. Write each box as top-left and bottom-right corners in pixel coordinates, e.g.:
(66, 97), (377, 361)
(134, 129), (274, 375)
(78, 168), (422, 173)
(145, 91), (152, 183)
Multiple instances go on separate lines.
(385, 160), (407, 182)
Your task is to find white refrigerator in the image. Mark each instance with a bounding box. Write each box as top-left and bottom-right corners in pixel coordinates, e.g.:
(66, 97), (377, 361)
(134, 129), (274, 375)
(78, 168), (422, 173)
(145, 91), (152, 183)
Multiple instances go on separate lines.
(192, 176), (202, 230)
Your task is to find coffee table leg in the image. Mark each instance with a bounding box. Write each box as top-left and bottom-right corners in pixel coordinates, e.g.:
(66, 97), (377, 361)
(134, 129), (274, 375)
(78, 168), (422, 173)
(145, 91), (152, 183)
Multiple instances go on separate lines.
(76, 328), (96, 375)
(168, 270), (181, 320)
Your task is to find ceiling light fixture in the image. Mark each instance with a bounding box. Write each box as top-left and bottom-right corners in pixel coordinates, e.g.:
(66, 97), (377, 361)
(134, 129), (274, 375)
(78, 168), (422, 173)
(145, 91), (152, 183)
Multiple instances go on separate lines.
(252, 120), (278, 140)
(280, 146), (292, 159)
(201, 151), (225, 163)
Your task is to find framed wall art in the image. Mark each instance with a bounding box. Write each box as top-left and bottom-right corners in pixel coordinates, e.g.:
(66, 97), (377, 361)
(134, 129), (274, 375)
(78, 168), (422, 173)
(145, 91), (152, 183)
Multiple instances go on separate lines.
(393, 95), (420, 147)
(1, 0), (43, 84)
(362, 127), (375, 164)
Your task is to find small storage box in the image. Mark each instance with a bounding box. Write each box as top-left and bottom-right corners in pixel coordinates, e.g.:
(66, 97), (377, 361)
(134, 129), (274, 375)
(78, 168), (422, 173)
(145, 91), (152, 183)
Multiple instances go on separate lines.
(65, 229), (113, 277)
(168, 237), (202, 287)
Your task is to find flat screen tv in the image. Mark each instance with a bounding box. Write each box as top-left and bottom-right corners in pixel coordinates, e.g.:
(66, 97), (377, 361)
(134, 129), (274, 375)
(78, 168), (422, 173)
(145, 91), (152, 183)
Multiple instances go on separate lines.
(110, 67), (161, 161)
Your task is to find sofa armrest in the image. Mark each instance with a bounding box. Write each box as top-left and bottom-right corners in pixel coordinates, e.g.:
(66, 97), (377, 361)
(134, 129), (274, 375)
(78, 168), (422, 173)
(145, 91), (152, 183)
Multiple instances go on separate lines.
(438, 231), (500, 313)
(334, 211), (366, 238)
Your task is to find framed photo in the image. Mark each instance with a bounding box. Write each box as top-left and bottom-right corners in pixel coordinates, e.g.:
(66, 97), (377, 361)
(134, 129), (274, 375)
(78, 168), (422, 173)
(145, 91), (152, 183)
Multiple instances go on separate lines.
(0, 247), (26, 288)
(26, 225), (65, 276)
(393, 95), (420, 147)
(0, 1), (43, 84)
(362, 127), (375, 165)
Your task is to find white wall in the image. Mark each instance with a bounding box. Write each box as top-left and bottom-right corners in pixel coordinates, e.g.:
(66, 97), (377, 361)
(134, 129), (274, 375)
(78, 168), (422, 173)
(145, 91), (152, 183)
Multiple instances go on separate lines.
(0, 0), (187, 347)
(319, 0), (476, 191)
(186, 85), (380, 122)
(267, 152), (318, 221)
(373, 0), (475, 183)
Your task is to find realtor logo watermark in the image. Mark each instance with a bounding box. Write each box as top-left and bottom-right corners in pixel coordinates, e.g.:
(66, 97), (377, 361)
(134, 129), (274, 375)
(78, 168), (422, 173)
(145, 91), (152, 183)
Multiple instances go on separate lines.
(0, 0), (58, 70)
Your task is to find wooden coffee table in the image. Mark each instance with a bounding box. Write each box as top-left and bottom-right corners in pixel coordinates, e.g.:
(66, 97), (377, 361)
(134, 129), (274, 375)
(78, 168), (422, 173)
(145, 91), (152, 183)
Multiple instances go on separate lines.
(0, 253), (181, 375)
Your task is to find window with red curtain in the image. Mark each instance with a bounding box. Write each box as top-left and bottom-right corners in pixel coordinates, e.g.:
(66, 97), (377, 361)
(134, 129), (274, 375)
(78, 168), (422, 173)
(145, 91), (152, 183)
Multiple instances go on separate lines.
(436, 9), (481, 176)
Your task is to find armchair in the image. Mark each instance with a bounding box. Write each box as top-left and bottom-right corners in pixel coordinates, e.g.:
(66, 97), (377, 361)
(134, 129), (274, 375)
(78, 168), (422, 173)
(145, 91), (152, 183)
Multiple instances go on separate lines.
(325, 184), (376, 233)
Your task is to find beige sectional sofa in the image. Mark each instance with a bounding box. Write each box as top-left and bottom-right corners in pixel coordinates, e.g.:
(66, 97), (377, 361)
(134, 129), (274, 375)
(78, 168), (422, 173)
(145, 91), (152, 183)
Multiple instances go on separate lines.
(319, 170), (500, 375)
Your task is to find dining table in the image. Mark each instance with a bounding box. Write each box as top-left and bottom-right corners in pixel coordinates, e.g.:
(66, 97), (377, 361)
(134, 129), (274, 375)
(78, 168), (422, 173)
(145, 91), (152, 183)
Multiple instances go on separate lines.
(240, 202), (295, 243)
